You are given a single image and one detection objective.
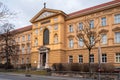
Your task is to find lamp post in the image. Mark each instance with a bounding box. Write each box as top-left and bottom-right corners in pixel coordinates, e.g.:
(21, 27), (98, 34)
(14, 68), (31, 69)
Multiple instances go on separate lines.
(98, 46), (101, 80)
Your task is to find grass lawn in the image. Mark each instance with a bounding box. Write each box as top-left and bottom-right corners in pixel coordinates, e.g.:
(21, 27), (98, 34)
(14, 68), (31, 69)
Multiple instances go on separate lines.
(0, 69), (49, 75)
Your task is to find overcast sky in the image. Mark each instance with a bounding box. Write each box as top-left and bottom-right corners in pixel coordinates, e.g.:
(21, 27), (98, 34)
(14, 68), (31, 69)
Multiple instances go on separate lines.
(1, 0), (112, 29)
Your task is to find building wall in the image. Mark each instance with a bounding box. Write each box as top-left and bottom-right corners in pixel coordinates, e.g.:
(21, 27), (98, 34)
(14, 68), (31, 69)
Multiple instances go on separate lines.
(5, 1), (120, 68)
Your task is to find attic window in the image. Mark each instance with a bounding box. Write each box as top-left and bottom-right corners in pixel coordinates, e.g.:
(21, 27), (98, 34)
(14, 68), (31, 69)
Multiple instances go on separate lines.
(41, 20), (50, 24)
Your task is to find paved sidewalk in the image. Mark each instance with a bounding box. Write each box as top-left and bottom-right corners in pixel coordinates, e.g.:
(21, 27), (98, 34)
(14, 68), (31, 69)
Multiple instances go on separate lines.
(0, 72), (95, 80)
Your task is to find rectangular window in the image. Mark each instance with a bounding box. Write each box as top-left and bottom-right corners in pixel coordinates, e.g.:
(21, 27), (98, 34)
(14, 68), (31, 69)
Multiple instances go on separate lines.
(69, 56), (73, 63)
(69, 25), (73, 32)
(115, 14), (120, 24)
(69, 39), (74, 48)
(35, 29), (38, 34)
(22, 46), (25, 54)
(116, 53), (120, 63)
(18, 37), (20, 42)
(21, 58), (24, 64)
(78, 23), (83, 30)
(54, 24), (58, 30)
(27, 45), (30, 53)
(115, 32), (120, 43)
(89, 20), (94, 29)
(28, 34), (31, 41)
(26, 58), (29, 64)
(101, 34), (107, 44)
(22, 36), (25, 42)
(102, 54), (107, 63)
(35, 39), (38, 46)
(78, 38), (83, 47)
(78, 55), (83, 63)
(101, 17), (106, 26)
(90, 54), (94, 63)
(90, 36), (94, 45)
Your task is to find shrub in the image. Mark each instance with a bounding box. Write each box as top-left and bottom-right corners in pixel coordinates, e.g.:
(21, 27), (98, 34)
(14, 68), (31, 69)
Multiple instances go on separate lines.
(4, 62), (14, 69)
(100, 63), (114, 72)
(71, 63), (80, 71)
(0, 63), (5, 69)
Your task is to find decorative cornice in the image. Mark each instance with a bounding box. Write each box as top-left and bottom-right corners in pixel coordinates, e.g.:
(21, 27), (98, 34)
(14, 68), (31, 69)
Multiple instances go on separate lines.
(112, 26), (120, 31)
(99, 29), (109, 34)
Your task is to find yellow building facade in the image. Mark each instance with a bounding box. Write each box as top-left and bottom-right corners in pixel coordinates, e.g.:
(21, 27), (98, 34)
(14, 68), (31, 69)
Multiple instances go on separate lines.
(15, 0), (120, 69)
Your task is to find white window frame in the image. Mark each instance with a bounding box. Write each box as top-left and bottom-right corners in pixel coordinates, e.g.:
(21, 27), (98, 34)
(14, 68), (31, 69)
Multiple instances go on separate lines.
(69, 25), (73, 32)
(116, 53), (120, 63)
(78, 38), (83, 47)
(22, 36), (25, 42)
(68, 56), (73, 63)
(101, 17), (106, 26)
(78, 55), (83, 63)
(102, 54), (107, 63)
(89, 20), (94, 29)
(28, 34), (31, 41)
(54, 35), (58, 44)
(115, 32), (120, 43)
(78, 23), (83, 30)
(34, 38), (38, 46)
(21, 46), (25, 54)
(90, 54), (94, 63)
(101, 34), (107, 44)
(54, 24), (58, 30)
(69, 39), (74, 48)
(114, 14), (120, 24)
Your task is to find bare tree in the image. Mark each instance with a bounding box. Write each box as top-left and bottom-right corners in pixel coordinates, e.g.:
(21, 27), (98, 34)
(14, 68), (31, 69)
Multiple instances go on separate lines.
(0, 23), (19, 69)
(76, 18), (100, 76)
(0, 1), (15, 23)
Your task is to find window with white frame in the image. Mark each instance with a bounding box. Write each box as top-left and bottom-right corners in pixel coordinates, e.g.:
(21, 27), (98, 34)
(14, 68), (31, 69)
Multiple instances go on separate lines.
(116, 53), (120, 63)
(21, 45), (25, 54)
(114, 14), (120, 24)
(78, 55), (83, 63)
(27, 45), (30, 53)
(115, 32), (120, 43)
(28, 34), (31, 41)
(101, 34), (107, 44)
(18, 37), (20, 42)
(90, 36), (94, 45)
(78, 23), (83, 30)
(69, 39), (74, 48)
(34, 38), (38, 46)
(69, 25), (73, 32)
(21, 58), (24, 64)
(26, 58), (29, 64)
(54, 24), (58, 30)
(90, 54), (94, 63)
(101, 17), (106, 26)
(54, 34), (58, 44)
(69, 55), (73, 63)
(89, 20), (94, 29)
(35, 29), (38, 34)
(78, 38), (83, 47)
(22, 36), (25, 42)
(102, 54), (107, 63)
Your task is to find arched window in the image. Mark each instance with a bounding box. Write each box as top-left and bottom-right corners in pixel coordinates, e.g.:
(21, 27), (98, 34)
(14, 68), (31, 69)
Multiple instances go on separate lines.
(54, 34), (58, 44)
(43, 28), (49, 45)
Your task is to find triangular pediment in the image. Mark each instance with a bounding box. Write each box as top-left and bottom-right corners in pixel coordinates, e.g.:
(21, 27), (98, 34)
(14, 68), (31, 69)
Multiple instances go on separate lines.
(30, 8), (67, 23)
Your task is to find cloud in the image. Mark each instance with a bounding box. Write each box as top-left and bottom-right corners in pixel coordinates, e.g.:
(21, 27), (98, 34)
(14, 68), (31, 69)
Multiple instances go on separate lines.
(1, 0), (112, 29)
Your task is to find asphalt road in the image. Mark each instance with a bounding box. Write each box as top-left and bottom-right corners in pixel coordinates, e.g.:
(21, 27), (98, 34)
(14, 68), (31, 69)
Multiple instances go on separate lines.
(0, 73), (94, 80)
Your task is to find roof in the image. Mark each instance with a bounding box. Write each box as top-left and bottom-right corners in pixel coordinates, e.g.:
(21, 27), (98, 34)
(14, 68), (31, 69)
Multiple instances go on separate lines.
(12, 25), (32, 34)
(68, 0), (120, 18)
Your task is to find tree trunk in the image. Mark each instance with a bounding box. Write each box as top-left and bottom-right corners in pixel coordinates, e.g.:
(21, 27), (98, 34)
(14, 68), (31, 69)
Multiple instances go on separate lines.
(88, 49), (91, 77)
